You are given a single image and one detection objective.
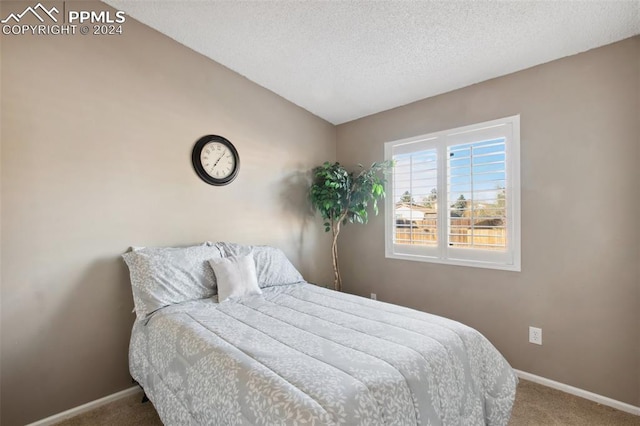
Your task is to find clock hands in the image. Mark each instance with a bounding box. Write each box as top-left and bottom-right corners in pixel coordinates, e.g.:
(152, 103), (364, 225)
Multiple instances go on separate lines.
(210, 151), (226, 173)
(213, 152), (225, 168)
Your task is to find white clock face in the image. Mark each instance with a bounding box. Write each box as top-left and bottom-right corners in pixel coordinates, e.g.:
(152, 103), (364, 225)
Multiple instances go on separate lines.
(200, 142), (236, 179)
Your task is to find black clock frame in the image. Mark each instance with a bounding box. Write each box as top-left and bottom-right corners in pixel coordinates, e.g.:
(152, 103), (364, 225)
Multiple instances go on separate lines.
(191, 135), (240, 186)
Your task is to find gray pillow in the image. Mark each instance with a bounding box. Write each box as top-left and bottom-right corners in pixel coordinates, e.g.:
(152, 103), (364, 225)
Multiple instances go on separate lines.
(122, 244), (224, 320)
(216, 243), (305, 288)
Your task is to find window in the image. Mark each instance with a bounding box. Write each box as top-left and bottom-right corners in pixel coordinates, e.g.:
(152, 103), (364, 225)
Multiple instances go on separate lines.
(384, 115), (521, 271)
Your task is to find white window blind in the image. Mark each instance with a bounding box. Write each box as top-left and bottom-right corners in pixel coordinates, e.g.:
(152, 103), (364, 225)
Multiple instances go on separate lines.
(448, 138), (506, 250)
(393, 148), (438, 247)
(384, 116), (521, 271)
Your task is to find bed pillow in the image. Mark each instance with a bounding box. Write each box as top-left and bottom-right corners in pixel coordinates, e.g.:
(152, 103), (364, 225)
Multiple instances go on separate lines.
(216, 242), (305, 288)
(208, 254), (262, 302)
(122, 244), (224, 320)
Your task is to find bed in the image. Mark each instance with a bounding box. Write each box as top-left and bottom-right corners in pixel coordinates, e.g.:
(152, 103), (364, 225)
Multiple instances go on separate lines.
(124, 242), (517, 425)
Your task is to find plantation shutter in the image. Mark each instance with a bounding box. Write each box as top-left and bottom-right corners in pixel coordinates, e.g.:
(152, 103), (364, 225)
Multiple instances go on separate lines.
(447, 138), (507, 250)
(392, 148), (438, 246)
(385, 115), (520, 271)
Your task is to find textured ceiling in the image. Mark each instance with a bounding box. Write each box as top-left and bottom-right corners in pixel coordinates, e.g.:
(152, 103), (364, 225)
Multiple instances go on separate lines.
(103, 1), (639, 124)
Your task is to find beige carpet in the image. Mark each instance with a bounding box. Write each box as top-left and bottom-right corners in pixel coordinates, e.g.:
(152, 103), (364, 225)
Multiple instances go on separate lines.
(509, 380), (639, 426)
(54, 379), (639, 425)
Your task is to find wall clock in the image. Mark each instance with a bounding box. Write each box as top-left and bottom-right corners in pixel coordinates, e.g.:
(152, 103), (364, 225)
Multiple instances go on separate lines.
(191, 135), (240, 186)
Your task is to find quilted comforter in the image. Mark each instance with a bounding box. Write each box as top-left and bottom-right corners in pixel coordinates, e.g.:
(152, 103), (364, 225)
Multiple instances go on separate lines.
(129, 283), (517, 425)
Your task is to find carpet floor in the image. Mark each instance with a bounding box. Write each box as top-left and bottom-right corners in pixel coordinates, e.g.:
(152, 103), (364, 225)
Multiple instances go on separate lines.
(53, 379), (639, 425)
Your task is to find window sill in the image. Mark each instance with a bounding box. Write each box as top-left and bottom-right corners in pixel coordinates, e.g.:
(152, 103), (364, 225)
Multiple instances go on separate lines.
(385, 251), (521, 272)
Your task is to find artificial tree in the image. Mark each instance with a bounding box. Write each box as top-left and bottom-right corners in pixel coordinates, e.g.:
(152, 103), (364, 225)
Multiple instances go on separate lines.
(310, 161), (392, 291)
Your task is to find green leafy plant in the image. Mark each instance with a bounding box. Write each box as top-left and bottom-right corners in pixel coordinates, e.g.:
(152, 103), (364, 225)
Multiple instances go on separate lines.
(310, 161), (393, 291)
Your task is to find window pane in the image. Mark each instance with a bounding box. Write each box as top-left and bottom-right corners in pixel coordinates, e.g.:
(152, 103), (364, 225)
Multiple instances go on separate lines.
(447, 138), (507, 251)
(393, 149), (438, 246)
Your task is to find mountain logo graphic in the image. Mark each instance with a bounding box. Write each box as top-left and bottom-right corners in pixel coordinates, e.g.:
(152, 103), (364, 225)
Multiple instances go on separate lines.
(1, 3), (59, 24)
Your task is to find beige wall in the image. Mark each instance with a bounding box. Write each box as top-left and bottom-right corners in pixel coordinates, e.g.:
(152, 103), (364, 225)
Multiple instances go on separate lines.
(336, 37), (640, 407)
(0, 5), (335, 425)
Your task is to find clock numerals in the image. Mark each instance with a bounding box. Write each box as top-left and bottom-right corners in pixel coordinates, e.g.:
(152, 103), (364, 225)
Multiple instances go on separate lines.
(201, 142), (235, 178)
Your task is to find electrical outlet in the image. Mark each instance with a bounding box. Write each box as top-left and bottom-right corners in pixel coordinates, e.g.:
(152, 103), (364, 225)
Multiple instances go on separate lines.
(529, 327), (542, 345)
(370, 293), (377, 300)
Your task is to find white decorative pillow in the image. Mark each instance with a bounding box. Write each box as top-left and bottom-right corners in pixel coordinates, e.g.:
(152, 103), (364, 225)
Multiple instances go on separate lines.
(215, 243), (305, 288)
(208, 254), (262, 302)
(122, 244), (224, 320)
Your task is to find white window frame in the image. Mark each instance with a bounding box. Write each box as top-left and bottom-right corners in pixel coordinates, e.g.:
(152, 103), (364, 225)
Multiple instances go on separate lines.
(384, 115), (521, 271)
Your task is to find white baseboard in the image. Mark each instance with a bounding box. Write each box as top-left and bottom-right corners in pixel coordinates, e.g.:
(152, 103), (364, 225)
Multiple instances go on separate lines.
(26, 386), (141, 426)
(514, 369), (640, 416)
